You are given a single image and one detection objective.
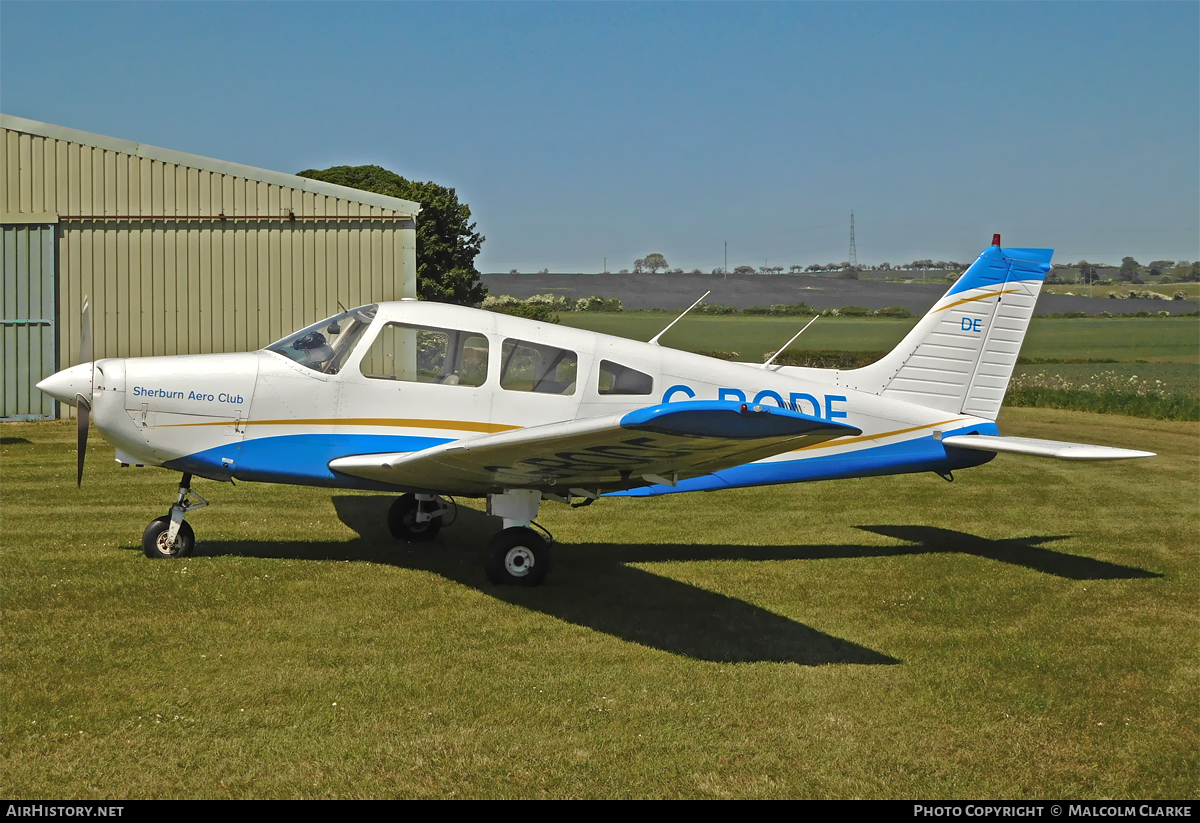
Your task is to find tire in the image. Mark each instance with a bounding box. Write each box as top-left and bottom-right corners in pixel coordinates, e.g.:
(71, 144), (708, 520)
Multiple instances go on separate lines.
(387, 494), (442, 542)
(142, 516), (195, 559)
(484, 527), (550, 587)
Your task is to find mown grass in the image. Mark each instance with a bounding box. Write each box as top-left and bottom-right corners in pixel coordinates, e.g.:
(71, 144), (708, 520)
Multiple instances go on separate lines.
(2, 411), (1196, 799)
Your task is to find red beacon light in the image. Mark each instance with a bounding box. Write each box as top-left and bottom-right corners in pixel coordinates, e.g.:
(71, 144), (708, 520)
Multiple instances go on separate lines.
(992, 233), (1001, 247)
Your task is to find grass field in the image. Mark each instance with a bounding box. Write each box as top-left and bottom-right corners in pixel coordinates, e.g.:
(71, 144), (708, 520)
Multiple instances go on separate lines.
(2, 411), (1196, 799)
(559, 315), (1199, 364)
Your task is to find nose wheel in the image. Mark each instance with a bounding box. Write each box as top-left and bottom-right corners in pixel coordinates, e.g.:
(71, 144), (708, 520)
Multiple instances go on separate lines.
(143, 517), (195, 558)
(142, 473), (206, 559)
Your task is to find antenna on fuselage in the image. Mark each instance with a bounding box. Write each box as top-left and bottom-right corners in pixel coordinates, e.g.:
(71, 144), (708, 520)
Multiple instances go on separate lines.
(760, 315), (820, 369)
(648, 291), (711, 347)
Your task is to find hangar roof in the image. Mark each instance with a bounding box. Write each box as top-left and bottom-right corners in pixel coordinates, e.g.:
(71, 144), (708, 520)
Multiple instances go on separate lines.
(0, 114), (420, 217)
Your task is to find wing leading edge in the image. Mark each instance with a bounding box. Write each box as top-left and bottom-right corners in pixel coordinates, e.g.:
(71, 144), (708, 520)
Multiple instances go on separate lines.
(329, 400), (861, 494)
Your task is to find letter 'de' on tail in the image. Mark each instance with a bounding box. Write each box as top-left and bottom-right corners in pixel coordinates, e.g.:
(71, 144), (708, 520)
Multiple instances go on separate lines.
(842, 239), (1053, 420)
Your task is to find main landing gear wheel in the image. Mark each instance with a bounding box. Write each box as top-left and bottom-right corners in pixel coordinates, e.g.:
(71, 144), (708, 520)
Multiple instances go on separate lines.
(388, 493), (443, 542)
(142, 516), (195, 559)
(484, 527), (550, 587)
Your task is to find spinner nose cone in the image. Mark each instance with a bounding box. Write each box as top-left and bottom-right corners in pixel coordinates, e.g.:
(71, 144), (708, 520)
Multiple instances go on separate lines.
(37, 363), (94, 405)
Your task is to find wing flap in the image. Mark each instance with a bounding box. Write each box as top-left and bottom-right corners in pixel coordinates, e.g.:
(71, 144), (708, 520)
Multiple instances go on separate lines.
(329, 400), (860, 493)
(942, 434), (1155, 461)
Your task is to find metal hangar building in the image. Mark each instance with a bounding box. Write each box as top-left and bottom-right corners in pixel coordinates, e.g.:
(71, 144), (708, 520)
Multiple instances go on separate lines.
(1, 114), (420, 419)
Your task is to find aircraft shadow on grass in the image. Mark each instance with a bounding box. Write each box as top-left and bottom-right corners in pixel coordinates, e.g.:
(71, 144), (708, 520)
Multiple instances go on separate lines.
(186, 496), (1159, 666)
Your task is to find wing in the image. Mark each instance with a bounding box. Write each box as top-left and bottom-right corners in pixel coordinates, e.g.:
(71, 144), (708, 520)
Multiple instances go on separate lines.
(329, 400), (861, 495)
(942, 434), (1155, 461)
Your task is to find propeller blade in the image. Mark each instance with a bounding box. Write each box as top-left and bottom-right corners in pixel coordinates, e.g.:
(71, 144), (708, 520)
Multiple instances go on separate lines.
(80, 296), (92, 365)
(80, 296), (96, 402)
(76, 395), (90, 487)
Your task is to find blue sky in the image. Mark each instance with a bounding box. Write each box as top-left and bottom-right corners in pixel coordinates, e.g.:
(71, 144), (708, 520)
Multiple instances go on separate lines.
(2, 2), (1196, 272)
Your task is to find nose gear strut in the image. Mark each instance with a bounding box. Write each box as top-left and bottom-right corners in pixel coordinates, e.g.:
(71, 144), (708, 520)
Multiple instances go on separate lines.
(142, 473), (208, 559)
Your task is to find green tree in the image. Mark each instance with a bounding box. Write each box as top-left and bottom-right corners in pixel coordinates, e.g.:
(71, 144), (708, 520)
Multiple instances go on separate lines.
(1147, 260), (1174, 278)
(641, 253), (669, 274)
(297, 165), (486, 306)
(1078, 261), (1100, 284)
(1119, 256), (1141, 282)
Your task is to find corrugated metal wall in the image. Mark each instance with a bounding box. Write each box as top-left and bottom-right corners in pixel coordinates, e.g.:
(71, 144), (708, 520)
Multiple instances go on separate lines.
(1, 224), (56, 419)
(1, 122), (418, 417)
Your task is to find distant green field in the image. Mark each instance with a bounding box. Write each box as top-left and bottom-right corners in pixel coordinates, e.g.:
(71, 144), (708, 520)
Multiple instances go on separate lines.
(2, 411), (1195, 798)
(1042, 282), (1200, 300)
(561, 314), (918, 359)
(1021, 318), (1198, 363)
(560, 314), (1199, 364)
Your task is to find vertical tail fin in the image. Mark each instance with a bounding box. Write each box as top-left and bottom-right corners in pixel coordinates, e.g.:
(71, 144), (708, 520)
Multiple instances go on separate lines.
(842, 242), (1053, 420)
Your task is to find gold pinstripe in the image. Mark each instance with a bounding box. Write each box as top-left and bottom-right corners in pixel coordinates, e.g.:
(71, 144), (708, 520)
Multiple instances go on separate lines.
(932, 289), (1019, 313)
(162, 417), (520, 434)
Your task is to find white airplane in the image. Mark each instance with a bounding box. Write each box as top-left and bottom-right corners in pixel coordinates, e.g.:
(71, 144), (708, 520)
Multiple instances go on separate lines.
(38, 236), (1153, 586)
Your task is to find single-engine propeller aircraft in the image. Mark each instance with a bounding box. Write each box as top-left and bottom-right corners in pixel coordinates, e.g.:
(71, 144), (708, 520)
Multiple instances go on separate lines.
(38, 236), (1153, 586)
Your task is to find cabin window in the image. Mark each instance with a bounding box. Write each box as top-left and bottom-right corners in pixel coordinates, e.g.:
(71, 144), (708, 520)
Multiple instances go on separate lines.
(266, 305), (377, 374)
(499, 338), (577, 395)
(598, 360), (654, 395)
(360, 323), (489, 386)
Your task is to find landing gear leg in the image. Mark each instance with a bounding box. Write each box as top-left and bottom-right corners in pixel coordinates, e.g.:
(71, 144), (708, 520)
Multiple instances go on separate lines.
(484, 490), (551, 586)
(143, 472), (208, 559)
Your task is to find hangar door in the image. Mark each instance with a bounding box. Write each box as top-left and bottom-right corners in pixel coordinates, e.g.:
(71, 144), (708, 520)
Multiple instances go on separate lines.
(1, 224), (56, 420)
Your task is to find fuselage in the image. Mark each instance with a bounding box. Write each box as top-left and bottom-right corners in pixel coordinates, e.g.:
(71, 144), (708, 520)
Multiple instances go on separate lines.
(61, 300), (997, 496)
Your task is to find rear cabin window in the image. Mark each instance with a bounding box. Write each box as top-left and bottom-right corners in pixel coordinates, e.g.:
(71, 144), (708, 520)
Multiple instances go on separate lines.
(499, 339), (577, 395)
(598, 360), (654, 395)
(360, 323), (489, 387)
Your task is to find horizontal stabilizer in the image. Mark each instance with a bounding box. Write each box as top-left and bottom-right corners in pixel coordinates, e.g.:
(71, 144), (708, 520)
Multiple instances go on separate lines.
(941, 434), (1155, 461)
(329, 400), (860, 494)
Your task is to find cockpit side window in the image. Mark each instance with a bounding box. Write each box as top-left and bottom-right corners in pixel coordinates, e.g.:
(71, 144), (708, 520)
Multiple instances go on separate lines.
(266, 305), (377, 374)
(598, 360), (653, 395)
(499, 338), (577, 395)
(360, 323), (489, 387)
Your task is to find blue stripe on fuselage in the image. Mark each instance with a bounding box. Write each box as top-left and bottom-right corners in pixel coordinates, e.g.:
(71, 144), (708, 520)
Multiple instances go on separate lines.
(164, 433), (452, 489)
(609, 422), (1001, 496)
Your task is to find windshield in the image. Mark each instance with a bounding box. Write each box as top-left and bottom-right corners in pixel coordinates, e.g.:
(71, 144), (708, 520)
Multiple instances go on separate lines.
(266, 305), (378, 374)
